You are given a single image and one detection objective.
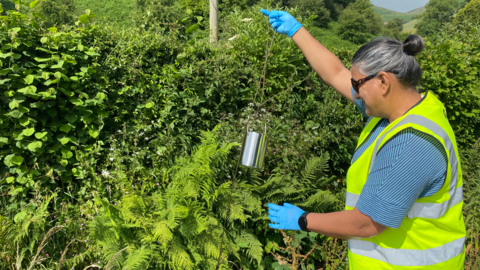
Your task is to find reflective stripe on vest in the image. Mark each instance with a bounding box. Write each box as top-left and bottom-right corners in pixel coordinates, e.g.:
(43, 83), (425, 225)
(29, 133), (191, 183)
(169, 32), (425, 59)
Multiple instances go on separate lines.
(346, 114), (462, 219)
(347, 236), (465, 266)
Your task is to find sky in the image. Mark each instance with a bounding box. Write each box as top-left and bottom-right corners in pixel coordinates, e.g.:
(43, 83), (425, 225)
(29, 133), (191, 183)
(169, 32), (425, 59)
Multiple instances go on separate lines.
(370, 0), (430, 13)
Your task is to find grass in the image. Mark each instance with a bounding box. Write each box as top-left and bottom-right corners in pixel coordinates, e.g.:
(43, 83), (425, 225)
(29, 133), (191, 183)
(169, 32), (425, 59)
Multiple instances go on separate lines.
(309, 22), (359, 51)
(373, 6), (425, 24)
(74, 0), (137, 25)
(402, 19), (418, 34)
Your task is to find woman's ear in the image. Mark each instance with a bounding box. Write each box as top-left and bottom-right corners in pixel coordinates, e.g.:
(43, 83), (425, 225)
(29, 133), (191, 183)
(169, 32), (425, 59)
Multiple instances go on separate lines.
(377, 71), (391, 96)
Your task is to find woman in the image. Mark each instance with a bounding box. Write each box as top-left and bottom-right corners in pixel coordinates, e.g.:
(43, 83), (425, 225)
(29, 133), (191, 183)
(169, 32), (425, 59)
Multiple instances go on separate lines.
(261, 9), (466, 269)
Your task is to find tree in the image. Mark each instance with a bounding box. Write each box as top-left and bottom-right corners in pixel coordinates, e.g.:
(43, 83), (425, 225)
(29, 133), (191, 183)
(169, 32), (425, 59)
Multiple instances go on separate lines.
(415, 0), (460, 37)
(336, 0), (383, 44)
(36, 0), (76, 27)
(324, 0), (355, 21)
(291, 0), (331, 28)
(0, 0), (15, 14)
(383, 18), (404, 40)
(454, 0), (480, 25)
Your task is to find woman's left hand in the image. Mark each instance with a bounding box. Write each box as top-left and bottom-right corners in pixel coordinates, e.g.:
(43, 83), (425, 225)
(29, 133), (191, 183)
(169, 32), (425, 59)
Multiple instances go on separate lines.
(268, 203), (305, 230)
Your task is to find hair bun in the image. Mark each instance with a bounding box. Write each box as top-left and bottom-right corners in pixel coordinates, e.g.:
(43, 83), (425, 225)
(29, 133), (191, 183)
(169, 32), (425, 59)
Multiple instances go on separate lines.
(403, 34), (425, 56)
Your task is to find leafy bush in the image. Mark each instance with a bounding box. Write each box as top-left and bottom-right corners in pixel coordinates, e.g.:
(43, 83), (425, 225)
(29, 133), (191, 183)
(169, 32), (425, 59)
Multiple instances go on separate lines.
(336, 0), (383, 44)
(415, 0), (460, 38)
(454, 0), (480, 26)
(418, 22), (480, 146)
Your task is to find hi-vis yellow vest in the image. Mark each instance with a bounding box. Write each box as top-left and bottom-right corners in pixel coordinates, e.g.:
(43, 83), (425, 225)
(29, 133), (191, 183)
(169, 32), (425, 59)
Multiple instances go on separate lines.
(345, 91), (465, 269)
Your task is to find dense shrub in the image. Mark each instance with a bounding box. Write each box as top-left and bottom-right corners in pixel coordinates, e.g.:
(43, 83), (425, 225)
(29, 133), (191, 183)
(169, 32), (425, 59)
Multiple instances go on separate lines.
(336, 0), (383, 44)
(418, 22), (480, 146)
(454, 0), (480, 26)
(1, 1), (480, 269)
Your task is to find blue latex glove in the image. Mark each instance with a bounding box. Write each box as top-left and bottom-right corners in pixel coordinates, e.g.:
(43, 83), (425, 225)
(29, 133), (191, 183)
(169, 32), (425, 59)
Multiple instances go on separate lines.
(268, 203), (305, 230)
(260, 9), (303, 38)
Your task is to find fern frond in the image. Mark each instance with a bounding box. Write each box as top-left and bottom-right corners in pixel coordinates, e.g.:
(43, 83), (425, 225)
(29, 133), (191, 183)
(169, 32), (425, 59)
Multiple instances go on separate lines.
(122, 246), (152, 270)
(298, 189), (340, 213)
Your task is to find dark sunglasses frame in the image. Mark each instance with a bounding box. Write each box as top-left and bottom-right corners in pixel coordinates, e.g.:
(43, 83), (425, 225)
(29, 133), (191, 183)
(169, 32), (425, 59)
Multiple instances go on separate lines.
(351, 74), (377, 94)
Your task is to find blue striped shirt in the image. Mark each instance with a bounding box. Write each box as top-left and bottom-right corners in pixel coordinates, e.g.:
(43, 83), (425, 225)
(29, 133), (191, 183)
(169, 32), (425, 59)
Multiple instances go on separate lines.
(351, 88), (447, 228)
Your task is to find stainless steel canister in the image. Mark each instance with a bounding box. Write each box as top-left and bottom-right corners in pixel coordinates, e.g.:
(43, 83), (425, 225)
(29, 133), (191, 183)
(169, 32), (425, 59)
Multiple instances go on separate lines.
(239, 130), (268, 169)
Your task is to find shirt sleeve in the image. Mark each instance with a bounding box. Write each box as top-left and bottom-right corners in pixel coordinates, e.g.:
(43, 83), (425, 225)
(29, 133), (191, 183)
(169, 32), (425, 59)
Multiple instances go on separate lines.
(355, 128), (448, 228)
(351, 87), (367, 117)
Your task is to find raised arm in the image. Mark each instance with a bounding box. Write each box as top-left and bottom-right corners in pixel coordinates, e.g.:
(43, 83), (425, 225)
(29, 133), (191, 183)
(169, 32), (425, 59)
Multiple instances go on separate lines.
(291, 28), (353, 102)
(261, 10), (353, 102)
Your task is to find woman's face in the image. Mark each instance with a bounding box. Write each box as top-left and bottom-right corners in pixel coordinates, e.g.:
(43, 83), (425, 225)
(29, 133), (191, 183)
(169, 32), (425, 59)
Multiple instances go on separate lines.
(351, 67), (384, 117)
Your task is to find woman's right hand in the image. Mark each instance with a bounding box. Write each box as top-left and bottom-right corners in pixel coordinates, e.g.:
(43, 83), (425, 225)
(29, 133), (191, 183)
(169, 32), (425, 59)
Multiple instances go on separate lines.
(260, 9), (303, 38)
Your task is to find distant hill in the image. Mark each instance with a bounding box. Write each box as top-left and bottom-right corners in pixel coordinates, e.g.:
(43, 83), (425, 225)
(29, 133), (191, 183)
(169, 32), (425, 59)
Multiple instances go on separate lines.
(374, 6), (425, 24)
(402, 19), (419, 34)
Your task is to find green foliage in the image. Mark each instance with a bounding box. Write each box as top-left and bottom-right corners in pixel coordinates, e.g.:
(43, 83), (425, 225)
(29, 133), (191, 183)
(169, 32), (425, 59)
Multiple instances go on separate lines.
(417, 22), (480, 147)
(309, 22), (359, 50)
(415, 0), (460, 38)
(373, 6), (425, 24)
(323, 0), (355, 21)
(383, 18), (404, 40)
(291, 0), (330, 28)
(461, 139), (480, 269)
(36, 0), (77, 27)
(136, 0), (181, 23)
(0, 0), (15, 14)
(89, 127), (341, 269)
(336, 0), (383, 44)
(454, 0), (480, 25)
(74, 0), (136, 26)
(1, 1), (479, 269)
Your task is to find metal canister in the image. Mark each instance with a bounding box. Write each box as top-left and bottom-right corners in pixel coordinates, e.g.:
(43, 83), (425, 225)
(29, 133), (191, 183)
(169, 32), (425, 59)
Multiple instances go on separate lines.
(239, 131), (267, 169)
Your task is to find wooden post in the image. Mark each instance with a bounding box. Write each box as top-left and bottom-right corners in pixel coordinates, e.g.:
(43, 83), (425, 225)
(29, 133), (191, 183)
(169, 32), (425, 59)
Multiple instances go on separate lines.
(210, 0), (218, 43)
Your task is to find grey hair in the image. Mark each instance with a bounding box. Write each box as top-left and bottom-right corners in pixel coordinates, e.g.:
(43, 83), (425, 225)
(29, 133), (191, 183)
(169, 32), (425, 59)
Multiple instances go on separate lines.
(352, 34), (425, 89)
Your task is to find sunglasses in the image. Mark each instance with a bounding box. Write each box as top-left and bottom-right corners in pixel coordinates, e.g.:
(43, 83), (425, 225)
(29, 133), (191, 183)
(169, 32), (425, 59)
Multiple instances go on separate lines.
(351, 74), (377, 94)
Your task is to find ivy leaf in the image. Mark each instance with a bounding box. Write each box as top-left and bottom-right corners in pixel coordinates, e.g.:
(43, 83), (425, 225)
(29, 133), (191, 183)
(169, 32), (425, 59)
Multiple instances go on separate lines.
(34, 57), (51, 62)
(96, 92), (107, 100)
(47, 108), (57, 117)
(145, 102), (155, 109)
(24, 75), (35, 85)
(12, 156), (24, 166)
(0, 78), (11, 85)
(185, 24), (200, 34)
(27, 141), (43, 152)
(51, 60), (64, 69)
(60, 124), (72, 133)
(35, 132), (48, 139)
(60, 159), (68, 166)
(9, 100), (19, 110)
(30, 0), (39, 8)
(59, 136), (70, 145)
(7, 110), (24, 119)
(0, 137), (8, 147)
(65, 113), (78, 123)
(79, 14), (89, 24)
(22, 128), (35, 136)
(69, 98), (84, 106)
(40, 37), (48, 44)
(61, 150), (73, 159)
(19, 117), (30, 126)
(4, 154), (15, 167)
(18, 85), (37, 94)
(88, 129), (100, 138)
(0, 52), (12, 58)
